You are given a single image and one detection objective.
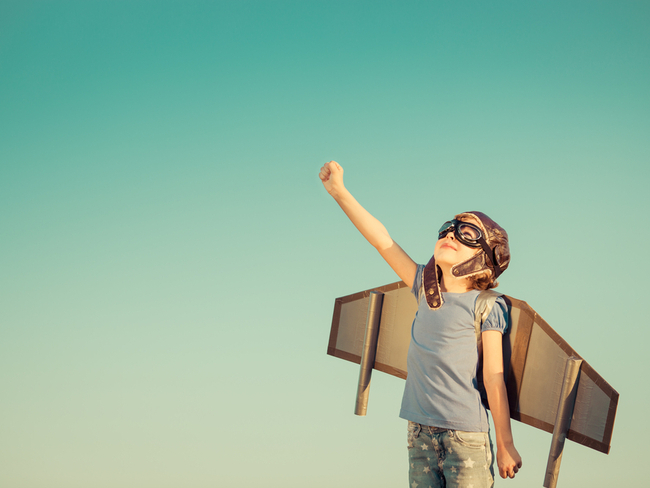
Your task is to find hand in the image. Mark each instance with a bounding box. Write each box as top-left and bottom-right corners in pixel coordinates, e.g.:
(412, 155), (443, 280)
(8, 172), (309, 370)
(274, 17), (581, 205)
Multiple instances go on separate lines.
(319, 161), (344, 197)
(497, 443), (522, 479)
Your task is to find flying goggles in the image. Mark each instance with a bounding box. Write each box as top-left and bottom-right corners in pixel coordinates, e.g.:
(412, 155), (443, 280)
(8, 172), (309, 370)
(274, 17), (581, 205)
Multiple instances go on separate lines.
(438, 219), (502, 278)
(438, 219), (484, 248)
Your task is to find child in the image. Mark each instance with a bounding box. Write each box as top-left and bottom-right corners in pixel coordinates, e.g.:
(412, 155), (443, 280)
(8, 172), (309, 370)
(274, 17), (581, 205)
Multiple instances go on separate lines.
(319, 161), (522, 487)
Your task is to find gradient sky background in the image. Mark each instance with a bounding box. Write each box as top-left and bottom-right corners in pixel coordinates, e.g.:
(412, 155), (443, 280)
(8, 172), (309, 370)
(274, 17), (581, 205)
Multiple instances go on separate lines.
(1, 1), (648, 487)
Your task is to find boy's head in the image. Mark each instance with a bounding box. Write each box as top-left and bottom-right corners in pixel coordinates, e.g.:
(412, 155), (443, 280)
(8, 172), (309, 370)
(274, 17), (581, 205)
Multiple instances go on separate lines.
(423, 211), (510, 309)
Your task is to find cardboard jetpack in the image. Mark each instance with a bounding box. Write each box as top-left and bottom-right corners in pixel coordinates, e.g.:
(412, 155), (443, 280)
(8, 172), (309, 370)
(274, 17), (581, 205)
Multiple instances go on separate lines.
(327, 281), (618, 485)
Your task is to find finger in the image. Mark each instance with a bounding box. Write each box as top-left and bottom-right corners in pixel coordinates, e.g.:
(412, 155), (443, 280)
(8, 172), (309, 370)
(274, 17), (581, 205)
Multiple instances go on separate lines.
(327, 161), (342, 174)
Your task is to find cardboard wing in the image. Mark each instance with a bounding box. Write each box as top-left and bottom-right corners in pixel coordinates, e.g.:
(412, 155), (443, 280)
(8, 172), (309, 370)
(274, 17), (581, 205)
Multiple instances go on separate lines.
(327, 281), (619, 455)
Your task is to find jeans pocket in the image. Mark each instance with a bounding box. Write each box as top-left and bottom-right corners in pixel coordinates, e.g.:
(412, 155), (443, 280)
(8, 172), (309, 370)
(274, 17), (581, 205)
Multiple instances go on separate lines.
(453, 430), (488, 449)
(407, 421), (420, 449)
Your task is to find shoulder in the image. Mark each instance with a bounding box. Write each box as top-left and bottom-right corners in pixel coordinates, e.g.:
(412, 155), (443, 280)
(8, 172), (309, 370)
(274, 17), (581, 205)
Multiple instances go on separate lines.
(411, 264), (425, 301)
(480, 293), (508, 334)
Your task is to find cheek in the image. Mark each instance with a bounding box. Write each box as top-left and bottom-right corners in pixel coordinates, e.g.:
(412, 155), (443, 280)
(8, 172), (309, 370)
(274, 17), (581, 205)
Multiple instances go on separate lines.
(460, 247), (480, 261)
(432, 240), (444, 257)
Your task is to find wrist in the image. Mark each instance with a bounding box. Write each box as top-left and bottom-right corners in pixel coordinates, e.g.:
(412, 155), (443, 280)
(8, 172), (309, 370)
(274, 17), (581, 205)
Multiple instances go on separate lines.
(330, 185), (349, 201)
(496, 438), (515, 450)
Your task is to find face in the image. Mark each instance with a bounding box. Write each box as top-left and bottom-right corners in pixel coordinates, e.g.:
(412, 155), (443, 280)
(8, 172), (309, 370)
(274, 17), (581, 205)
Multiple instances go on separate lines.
(434, 218), (481, 269)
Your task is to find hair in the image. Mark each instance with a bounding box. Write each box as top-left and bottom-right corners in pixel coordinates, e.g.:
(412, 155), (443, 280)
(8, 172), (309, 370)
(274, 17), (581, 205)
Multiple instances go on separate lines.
(468, 269), (498, 291)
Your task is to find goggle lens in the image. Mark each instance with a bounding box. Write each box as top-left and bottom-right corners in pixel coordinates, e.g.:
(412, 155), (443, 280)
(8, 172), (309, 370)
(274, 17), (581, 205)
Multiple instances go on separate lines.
(438, 221), (454, 236)
(457, 223), (480, 241)
(438, 220), (482, 247)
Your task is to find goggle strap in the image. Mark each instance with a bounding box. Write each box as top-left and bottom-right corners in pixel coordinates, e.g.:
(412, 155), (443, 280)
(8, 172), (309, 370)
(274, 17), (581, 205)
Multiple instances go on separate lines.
(478, 238), (501, 278)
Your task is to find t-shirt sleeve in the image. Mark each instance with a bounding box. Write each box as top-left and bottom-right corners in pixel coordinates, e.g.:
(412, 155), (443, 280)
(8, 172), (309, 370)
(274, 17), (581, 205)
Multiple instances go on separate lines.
(411, 264), (425, 304)
(481, 296), (508, 334)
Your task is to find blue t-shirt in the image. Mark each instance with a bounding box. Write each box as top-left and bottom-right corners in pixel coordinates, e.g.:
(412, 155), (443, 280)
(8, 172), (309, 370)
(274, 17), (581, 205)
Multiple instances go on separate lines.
(399, 264), (508, 432)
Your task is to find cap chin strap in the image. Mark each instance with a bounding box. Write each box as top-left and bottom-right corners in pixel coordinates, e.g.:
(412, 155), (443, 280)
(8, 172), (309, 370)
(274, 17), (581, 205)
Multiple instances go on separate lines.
(423, 255), (443, 310)
(426, 236), (501, 311)
(451, 236), (501, 280)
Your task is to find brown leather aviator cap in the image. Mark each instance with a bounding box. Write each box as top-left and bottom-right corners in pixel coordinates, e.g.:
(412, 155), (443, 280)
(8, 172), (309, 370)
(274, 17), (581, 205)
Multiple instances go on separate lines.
(423, 211), (510, 310)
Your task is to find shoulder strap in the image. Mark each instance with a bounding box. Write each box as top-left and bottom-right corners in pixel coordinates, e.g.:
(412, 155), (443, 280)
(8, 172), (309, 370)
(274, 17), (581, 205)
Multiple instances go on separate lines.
(474, 289), (503, 350)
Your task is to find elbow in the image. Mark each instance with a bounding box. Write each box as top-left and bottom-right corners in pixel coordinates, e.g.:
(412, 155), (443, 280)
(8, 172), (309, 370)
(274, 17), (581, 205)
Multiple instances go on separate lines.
(373, 236), (395, 252)
(482, 371), (505, 392)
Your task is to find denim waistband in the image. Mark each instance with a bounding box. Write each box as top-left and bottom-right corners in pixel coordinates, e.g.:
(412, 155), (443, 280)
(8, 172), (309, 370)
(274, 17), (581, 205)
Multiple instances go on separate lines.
(412, 422), (447, 434)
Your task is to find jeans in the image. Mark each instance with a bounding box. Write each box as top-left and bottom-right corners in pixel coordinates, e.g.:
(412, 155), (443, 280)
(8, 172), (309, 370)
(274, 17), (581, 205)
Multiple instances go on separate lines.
(407, 421), (494, 488)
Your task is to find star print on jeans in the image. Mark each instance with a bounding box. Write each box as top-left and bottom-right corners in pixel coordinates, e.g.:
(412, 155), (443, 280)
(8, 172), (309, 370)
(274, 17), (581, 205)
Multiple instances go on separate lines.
(420, 443), (428, 450)
(464, 457), (475, 469)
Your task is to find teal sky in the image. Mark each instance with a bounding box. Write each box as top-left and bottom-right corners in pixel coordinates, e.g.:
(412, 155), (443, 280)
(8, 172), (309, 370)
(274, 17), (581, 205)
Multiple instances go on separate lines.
(1, 1), (648, 487)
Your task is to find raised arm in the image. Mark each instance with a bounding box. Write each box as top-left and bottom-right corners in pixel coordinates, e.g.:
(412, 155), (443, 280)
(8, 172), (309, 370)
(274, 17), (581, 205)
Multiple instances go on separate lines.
(319, 161), (417, 287)
(482, 329), (523, 479)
